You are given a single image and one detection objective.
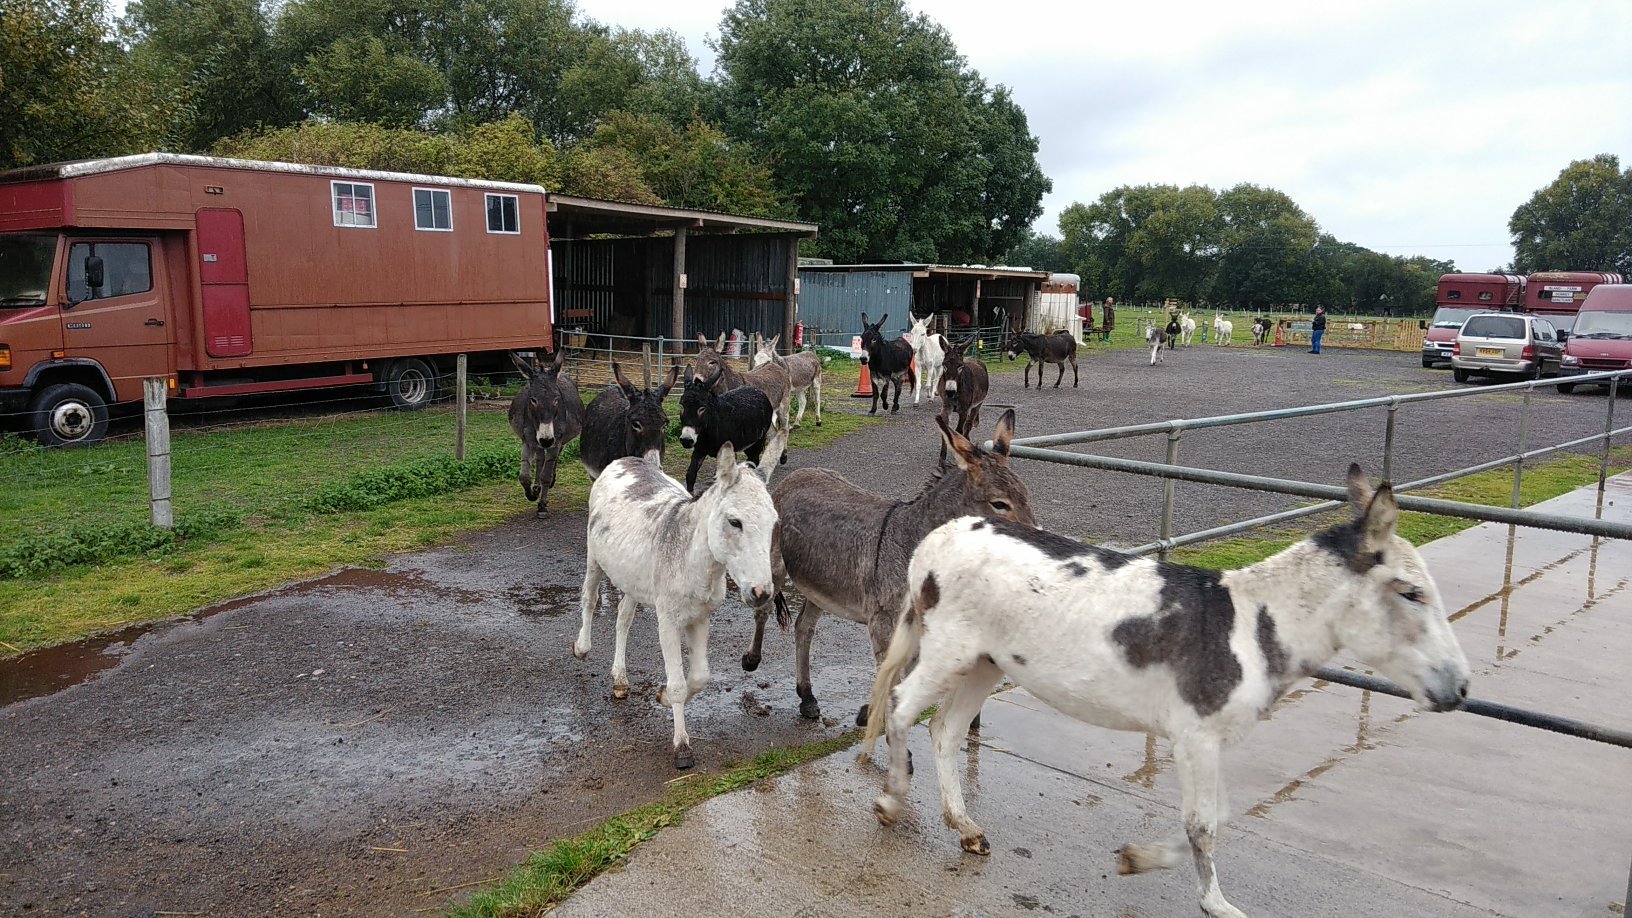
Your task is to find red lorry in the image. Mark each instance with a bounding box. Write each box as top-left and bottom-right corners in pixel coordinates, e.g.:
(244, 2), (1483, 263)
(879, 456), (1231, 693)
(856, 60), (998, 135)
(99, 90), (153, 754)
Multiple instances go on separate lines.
(1422, 273), (1524, 368)
(1, 154), (553, 445)
(1523, 270), (1624, 333)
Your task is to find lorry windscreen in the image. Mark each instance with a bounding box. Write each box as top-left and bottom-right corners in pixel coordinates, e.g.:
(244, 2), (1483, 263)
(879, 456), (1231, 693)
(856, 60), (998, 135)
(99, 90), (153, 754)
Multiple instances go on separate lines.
(1429, 307), (1482, 328)
(1570, 311), (1632, 340)
(0, 234), (56, 308)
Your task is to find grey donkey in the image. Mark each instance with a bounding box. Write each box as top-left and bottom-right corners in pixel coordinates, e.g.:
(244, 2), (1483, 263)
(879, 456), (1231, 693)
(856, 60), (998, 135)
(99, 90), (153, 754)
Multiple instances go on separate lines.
(507, 348), (585, 517)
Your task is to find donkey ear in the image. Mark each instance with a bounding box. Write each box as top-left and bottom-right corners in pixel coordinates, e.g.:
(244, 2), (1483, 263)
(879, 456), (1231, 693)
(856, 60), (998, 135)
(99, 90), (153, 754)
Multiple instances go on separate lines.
(936, 414), (977, 472)
(1346, 463), (1374, 516)
(611, 361), (637, 396)
(697, 334), (710, 349)
(1362, 482), (1400, 543)
(715, 442), (738, 483)
(765, 334), (780, 352)
(715, 332), (727, 352)
(877, 314), (888, 330)
(510, 351), (535, 379)
(546, 348), (565, 377)
(656, 363), (680, 399)
(990, 408), (1016, 456)
(861, 312), (871, 327)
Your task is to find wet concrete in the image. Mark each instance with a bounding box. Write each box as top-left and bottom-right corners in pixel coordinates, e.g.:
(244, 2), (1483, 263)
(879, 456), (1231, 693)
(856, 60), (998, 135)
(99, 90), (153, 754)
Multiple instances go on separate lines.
(556, 473), (1632, 918)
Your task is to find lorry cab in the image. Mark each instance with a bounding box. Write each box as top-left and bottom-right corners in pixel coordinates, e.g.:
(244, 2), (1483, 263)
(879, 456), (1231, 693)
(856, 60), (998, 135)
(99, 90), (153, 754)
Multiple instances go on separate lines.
(1557, 284), (1632, 394)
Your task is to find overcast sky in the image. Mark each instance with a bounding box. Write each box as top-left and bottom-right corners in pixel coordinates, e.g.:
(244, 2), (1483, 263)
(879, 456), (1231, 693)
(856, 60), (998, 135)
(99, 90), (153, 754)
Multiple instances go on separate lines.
(575, 0), (1632, 272)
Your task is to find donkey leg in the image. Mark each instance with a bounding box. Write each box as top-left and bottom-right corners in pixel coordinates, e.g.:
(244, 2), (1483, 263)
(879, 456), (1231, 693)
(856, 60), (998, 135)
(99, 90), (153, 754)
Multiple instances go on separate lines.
(653, 610), (695, 770)
(931, 658), (1003, 854)
(684, 615), (712, 699)
(1054, 361), (1064, 388)
(793, 600), (822, 719)
(792, 389), (807, 428)
(519, 450), (539, 501)
(811, 375), (822, 426)
(536, 449), (558, 517)
(572, 559), (603, 660)
(1071, 355), (1080, 387)
(742, 602), (770, 672)
(873, 650), (960, 829)
(609, 592), (639, 699)
(1172, 733), (1243, 917)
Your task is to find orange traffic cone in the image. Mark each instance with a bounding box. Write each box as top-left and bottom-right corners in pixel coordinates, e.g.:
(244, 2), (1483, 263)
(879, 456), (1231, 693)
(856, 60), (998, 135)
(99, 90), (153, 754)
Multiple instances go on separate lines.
(852, 363), (875, 398)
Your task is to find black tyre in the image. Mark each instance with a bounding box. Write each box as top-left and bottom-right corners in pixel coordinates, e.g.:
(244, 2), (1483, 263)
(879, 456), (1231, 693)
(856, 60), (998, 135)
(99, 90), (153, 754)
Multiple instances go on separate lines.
(30, 382), (110, 447)
(1421, 357), (1434, 368)
(1452, 368), (1470, 384)
(1557, 382), (1576, 395)
(1522, 362), (1541, 382)
(385, 358), (436, 410)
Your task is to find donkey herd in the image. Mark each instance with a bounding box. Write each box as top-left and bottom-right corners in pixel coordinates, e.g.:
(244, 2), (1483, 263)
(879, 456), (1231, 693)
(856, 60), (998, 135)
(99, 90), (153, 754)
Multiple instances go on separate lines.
(506, 316), (1473, 918)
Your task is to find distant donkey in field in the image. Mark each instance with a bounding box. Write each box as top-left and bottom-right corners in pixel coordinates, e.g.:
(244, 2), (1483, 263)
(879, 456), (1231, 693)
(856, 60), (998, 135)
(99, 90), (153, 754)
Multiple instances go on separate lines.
(859, 313), (916, 414)
(508, 348), (585, 517)
(908, 314), (949, 407)
(580, 361), (678, 480)
(750, 335), (825, 428)
(1212, 313), (1234, 346)
(1145, 324), (1170, 366)
(740, 411), (1033, 728)
(1005, 330), (1079, 389)
(937, 338), (988, 464)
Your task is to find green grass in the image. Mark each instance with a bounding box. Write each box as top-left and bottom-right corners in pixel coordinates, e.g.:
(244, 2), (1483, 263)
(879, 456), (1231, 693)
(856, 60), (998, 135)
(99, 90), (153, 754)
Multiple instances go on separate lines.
(1171, 445), (1632, 570)
(451, 730), (865, 918)
(0, 400), (881, 652)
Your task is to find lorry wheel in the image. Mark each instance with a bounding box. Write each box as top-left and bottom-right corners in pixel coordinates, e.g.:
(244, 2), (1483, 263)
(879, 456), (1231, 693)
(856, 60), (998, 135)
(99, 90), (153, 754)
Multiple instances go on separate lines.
(1556, 383), (1576, 395)
(31, 383), (110, 447)
(1452, 368), (1469, 384)
(385, 358), (437, 410)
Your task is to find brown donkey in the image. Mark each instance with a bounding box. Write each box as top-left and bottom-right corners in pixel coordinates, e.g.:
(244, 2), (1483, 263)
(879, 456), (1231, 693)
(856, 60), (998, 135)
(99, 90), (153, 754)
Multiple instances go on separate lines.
(741, 410), (1034, 724)
(936, 339), (988, 464)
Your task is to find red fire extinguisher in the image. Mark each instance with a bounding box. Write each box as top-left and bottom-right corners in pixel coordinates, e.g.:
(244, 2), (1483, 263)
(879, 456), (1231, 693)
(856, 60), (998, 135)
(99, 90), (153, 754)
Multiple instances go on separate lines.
(793, 321), (805, 348)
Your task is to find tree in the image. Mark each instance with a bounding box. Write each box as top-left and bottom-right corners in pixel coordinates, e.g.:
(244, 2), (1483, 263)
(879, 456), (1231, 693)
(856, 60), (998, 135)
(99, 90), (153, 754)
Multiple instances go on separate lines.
(585, 111), (781, 216)
(1210, 184), (1319, 307)
(999, 231), (1067, 273)
(712, 0), (1048, 263)
(121, 0), (300, 150)
(1509, 154), (1632, 275)
(1, 0), (167, 168)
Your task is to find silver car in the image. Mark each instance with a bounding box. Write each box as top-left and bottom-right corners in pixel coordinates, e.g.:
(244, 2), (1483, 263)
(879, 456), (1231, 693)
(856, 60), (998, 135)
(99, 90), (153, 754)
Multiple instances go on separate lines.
(1451, 313), (1563, 382)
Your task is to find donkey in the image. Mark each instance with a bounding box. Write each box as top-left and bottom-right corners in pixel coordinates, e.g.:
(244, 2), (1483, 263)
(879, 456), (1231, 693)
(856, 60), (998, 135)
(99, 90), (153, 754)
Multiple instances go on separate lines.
(864, 464), (1470, 918)
(740, 411), (1033, 725)
(908, 315), (949, 407)
(694, 333), (794, 433)
(1145, 324), (1170, 366)
(749, 335), (825, 428)
(1212, 313), (1234, 346)
(580, 361), (678, 480)
(572, 447), (778, 770)
(1163, 315), (1182, 350)
(859, 313), (915, 414)
(936, 338), (988, 464)
(507, 349), (586, 517)
(678, 366), (778, 494)
(1251, 317), (1272, 346)
(1178, 311), (1197, 346)
(1005, 330), (1079, 389)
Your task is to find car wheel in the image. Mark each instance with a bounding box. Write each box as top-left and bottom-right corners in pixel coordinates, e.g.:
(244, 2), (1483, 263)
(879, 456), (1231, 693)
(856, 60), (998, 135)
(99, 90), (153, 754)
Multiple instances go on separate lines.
(1557, 382), (1576, 395)
(1523, 362), (1541, 381)
(30, 382), (111, 447)
(385, 358), (437, 410)
(1452, 368), (1469, 384)
(1421, 356), (1435, 368)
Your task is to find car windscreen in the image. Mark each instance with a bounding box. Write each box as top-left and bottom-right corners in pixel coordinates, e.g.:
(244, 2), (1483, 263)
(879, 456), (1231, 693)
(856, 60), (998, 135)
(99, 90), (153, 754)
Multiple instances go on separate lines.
(1570, 310), (1632, 339)
(1459, 315), (1526, 339)
(1429, 307), (1482, 328)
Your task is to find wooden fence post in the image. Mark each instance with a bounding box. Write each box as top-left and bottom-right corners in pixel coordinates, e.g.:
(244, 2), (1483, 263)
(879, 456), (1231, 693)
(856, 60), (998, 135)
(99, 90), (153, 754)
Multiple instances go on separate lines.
(455, 353), (468, 462)
(143, 377), (173, 530)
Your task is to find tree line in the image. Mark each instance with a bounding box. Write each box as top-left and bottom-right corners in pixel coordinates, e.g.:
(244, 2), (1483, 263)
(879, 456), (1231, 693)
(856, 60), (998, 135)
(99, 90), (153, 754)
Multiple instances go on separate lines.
(0, 0), (1049, 265)
(1006, 155), (1632, 316)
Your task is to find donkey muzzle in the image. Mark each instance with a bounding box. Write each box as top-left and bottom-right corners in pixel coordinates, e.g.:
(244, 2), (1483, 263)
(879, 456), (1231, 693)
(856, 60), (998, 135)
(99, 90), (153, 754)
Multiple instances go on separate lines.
(679, 427), (697, 448)
(1424, 664), (1470, 712)
(749, 586), (772, 604)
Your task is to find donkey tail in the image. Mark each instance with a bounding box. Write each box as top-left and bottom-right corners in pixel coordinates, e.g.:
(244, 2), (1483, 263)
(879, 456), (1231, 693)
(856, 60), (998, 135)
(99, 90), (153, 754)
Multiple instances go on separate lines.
(859, 599), (923, 760)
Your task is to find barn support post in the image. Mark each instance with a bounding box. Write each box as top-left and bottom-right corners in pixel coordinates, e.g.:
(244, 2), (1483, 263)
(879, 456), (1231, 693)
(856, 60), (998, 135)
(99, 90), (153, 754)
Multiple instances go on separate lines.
(783, 238), (799, 354)
(455, 353), (467, 462)
(143, 377), (172, 530)
(670, 225), (688, 341)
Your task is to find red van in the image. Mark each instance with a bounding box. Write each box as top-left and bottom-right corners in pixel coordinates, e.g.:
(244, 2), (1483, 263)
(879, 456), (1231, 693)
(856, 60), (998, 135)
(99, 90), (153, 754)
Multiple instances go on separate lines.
(1557, 284), (1632, 394)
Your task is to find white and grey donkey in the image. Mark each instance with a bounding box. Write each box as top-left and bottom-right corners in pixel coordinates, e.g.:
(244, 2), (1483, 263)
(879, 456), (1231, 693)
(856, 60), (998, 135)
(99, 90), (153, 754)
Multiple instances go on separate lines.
(573, 445), (779, 770)
(865, 464), (1470, 918)
(750, 335), (825, 429)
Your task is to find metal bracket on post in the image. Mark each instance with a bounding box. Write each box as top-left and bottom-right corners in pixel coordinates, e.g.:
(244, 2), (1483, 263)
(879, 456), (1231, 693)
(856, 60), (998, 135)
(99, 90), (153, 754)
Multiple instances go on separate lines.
(143, 377), (173, 530)
(455, 354), (468, 462)
(1382, 398), (1400, 483)
(1158, 427), (1182, 561)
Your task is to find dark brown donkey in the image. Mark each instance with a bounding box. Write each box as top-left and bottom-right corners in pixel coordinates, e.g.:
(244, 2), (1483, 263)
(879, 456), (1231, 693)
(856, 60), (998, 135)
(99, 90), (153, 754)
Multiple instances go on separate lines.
(936, 338), (988, 464)
(740, 411), (1034, 724)
(1004, 330), (1080, 389)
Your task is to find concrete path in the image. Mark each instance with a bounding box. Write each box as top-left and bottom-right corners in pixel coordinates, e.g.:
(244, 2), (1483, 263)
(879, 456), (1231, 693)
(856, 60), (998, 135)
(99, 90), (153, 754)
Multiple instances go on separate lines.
(557, 473), (1632, 917)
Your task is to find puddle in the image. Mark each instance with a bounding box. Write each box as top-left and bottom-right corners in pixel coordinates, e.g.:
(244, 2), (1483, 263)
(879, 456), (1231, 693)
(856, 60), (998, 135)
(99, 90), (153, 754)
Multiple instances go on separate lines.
(507, 581), (586, 618)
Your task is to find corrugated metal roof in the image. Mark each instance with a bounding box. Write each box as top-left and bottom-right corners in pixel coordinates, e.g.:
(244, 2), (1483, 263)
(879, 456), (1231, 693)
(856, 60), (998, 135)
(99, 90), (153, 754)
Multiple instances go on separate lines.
(0, 152), (547, 194)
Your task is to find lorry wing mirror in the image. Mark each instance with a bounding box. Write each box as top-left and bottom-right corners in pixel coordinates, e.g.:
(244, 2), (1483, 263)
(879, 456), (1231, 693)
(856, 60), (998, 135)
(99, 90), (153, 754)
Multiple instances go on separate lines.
(1557, 330), (1569, 343)
(84, 256), (105, 293)
(1418, 319), (1427, 330)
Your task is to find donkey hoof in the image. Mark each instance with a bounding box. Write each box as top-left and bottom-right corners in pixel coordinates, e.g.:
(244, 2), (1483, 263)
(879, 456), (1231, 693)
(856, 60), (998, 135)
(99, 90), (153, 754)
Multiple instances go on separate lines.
(873, 795), (902, 827)
(1115, 844), (1156, 875)
(611, 683), (629, 700)
(571, 644), (588, 661)
(657, 687), (667, 705)
(961, 834), (991, 856)
(799, 699), (821, 720)
(741, 652), (761, 672)
(854, 704), (870, 727)
(674, 745), (694, 770)
(967, 713), (982, 734)
(536, 508), (549, 519)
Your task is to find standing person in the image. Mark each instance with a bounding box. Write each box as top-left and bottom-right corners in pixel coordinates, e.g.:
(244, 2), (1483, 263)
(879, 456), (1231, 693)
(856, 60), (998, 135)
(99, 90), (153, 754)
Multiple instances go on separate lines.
(1310, 306), (1327, 354)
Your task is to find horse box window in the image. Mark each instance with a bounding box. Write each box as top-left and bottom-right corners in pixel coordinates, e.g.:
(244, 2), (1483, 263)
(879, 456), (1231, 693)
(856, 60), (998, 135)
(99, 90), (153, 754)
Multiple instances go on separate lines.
(332, 181), (376, 228)
(413, 188), (452, 232)
(486, 193), (520, 234)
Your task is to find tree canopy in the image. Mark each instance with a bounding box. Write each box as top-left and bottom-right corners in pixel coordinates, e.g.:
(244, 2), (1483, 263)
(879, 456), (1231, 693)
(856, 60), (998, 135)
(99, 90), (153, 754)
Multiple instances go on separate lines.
(1509, 154), (1632, 275)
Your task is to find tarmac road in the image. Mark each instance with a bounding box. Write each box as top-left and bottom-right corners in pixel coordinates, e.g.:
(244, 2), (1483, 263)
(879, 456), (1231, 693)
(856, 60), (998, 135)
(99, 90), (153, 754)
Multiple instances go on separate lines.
(1, 343), (1624, 915)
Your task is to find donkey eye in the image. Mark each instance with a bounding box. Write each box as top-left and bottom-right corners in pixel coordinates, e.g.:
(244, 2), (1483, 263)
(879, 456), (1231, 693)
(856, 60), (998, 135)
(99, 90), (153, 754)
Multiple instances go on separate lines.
(1402, 588), (1424, 604)
(990, 499), (1011, 512)
(729, 518), (743, 530)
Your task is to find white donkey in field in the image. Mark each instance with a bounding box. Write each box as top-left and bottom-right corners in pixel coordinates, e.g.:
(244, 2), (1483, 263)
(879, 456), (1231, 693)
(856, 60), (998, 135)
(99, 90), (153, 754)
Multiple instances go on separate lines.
(1212, 312), (1234, 346)
(865, 464), (1470, 918)
(908, 315), (949, 406)
(1178, 311), (1197, 346)
(573, 444), (778, 770)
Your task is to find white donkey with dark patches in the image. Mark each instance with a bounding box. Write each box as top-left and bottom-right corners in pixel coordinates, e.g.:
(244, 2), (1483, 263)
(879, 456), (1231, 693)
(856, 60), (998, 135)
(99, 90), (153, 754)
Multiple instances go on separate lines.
(865, 464), (1470, 918)
(573, 445), (778, 770)
(908, 315), (948, 407)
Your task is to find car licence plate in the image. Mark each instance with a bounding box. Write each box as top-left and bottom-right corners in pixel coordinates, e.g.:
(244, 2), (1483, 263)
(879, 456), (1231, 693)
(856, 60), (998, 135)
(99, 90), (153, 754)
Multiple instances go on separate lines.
(1477, 347), (1504, 358)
